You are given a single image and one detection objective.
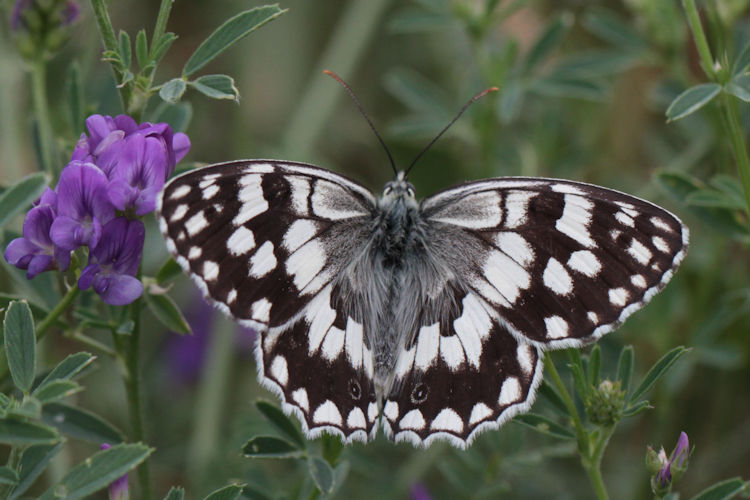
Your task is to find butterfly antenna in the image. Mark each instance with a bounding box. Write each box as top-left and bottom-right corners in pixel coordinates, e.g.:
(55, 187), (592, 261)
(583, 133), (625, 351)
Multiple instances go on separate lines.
(323, 70), (398, 177)
(405, 86), (499, 177)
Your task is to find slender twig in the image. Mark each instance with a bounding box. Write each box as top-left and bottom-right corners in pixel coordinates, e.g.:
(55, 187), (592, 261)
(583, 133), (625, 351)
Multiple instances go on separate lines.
(89, 0), (133, 112)
(36, 285), (79, 341)
(543, 353), (611, 500)
(681, 0), (750, 216)
(114, 298), (151, 500)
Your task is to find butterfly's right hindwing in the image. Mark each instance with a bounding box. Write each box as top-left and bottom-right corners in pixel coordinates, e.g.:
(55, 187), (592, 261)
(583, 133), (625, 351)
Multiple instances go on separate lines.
(158, 160), (379, 442)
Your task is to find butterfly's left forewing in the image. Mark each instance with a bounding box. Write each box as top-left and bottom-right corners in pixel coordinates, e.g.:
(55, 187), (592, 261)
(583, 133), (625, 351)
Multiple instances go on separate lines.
(158, 160), (380, 442)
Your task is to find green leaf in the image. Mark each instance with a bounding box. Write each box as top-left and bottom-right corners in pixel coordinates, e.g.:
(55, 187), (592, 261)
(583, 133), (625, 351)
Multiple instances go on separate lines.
(159, 78), (187, 104)
(203, 484), (245, 500)
(387, 8), (449, 34)
(144, 291), (191, 334)
(190, 74), (240, 101)
(622, 400), (652, 418)
(690, 477), (748, 500)
(156, 258), (183, 285)
(182, 5), (287, 77)
(582, 8), (648, 51)
(42, 402), (124, 444)
(36, 352), (95, 390)
(0, 418), (59, 445)
(616, 345), (634, 396)
(150, 32), (177, 66)
(242, 436), (303, 459)
(0, 173), (48, 230)
(733, 38), (750, 76)
(135, 29), (148, 69)
(566, 350), (590, 400)
(4, 301), (36, 393)
(255, 400), (306, 448)
(710, 175), (746, 207)
(240, 485), (273, 500)
(513, 413), (576, 440)
(530, 76), (607, 101)
(66, 62), (84, 133)
(523, 13), (573, 73)
(9, 443), (63, 500)
(118, 30), (131, 69)
(39, 443), (152, 500)
(7, 396), (41, 419)
(163, 487), (185, 500)
(656, 171), (750, 240)
(629, 346), (687, 403)
(665, 83), (721, 122)
(0, 466), (19, 485)
(34, 380), (81, 404)
(308, 457), (334, 495)
(726, 75), (750, 102)
(587, 345), (601, 387)
(686, 189), (745, 210)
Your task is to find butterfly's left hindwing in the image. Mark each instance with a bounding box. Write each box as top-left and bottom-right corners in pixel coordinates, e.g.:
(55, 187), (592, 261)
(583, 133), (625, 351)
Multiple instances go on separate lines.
(158, 160), (379, 442)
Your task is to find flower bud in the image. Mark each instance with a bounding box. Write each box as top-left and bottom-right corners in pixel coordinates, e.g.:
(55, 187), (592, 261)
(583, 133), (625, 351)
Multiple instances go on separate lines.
(586, 379), (626, 426)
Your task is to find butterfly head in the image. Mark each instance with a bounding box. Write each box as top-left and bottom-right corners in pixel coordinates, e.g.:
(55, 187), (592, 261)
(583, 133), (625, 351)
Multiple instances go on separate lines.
(382, 171), (416, 201)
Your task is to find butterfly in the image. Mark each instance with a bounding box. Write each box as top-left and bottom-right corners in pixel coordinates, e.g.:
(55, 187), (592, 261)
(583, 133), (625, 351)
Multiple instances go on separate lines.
(157, 157), (688, 448)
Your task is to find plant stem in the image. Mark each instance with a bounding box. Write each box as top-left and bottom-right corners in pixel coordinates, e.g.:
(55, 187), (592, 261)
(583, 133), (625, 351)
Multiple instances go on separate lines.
(114, 300), (151, 500)
(152, 0), (174, 51)
(681, 0), (750, 216)
(0, 447), (21, 499)
(681, 0), (716, 78)
(30, 56), (57, 175)
(720, 92), (750, 215)
(89, 0), (133, 112)
(36, 285), (79, 341)
(543, 354), (611, 500)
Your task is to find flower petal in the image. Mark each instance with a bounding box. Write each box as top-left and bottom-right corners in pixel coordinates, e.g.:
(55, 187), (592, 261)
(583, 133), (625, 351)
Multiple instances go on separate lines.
(27, 254), (54, 279)
(106, 179), (138, 212)
(172, 132), (191, 164)
(23, 206), (55, 247)
(4, 238), (39, 267)
(78, 263), (99, 290)
(50, 215), (85, 250)
(97, 273), (143, 306)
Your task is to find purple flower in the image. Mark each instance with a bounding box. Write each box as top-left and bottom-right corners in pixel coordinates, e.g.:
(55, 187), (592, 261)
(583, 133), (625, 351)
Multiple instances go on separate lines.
(50, 162), (114, 251)
(4, 205), (70, 278)
(11, 0), (80, 31)
(78, 218), (144, 306)
(650, 432), (690, 493)
(73, 114), (190, 179)
(106, 134), (168, 215)
(100, 444), (129, 500)
(410, 482), (433, 500)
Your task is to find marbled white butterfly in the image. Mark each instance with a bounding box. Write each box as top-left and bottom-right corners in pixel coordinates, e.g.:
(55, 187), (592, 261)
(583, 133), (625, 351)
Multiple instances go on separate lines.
(156, 80), (688, 448)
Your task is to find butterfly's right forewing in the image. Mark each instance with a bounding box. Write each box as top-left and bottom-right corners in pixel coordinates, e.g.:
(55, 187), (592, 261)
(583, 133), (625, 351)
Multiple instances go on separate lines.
(158, 160), (380, 442)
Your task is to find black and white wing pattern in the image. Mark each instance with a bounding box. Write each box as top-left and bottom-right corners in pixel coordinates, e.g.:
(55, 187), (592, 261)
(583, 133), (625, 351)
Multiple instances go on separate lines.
(157, 160), (380, 443)
(383, 177), (687, 447)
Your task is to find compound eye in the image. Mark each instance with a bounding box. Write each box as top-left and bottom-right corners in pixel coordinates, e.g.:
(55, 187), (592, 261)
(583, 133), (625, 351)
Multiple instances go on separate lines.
(406, 186), (416, 197)
(410, 383), (429, 404)
(349, 379), (361, 400)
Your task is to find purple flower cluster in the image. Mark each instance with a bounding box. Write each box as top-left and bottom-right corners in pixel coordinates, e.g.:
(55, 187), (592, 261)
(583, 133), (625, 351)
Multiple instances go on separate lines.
(648, 431), (690, 495)
(4, 114), (190, 306)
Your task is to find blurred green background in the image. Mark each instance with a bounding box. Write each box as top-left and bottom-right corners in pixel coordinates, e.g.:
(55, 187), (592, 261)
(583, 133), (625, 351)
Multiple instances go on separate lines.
(1, 0), (750, 498)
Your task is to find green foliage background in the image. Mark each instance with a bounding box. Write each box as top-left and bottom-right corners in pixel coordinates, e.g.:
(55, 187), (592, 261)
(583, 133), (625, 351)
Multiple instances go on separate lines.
(1, 0), (749, 498)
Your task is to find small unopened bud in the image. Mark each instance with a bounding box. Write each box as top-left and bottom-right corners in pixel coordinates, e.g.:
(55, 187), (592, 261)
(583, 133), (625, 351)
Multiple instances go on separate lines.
(586, 379), (626, 426)
(648, 432), (690, 497)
